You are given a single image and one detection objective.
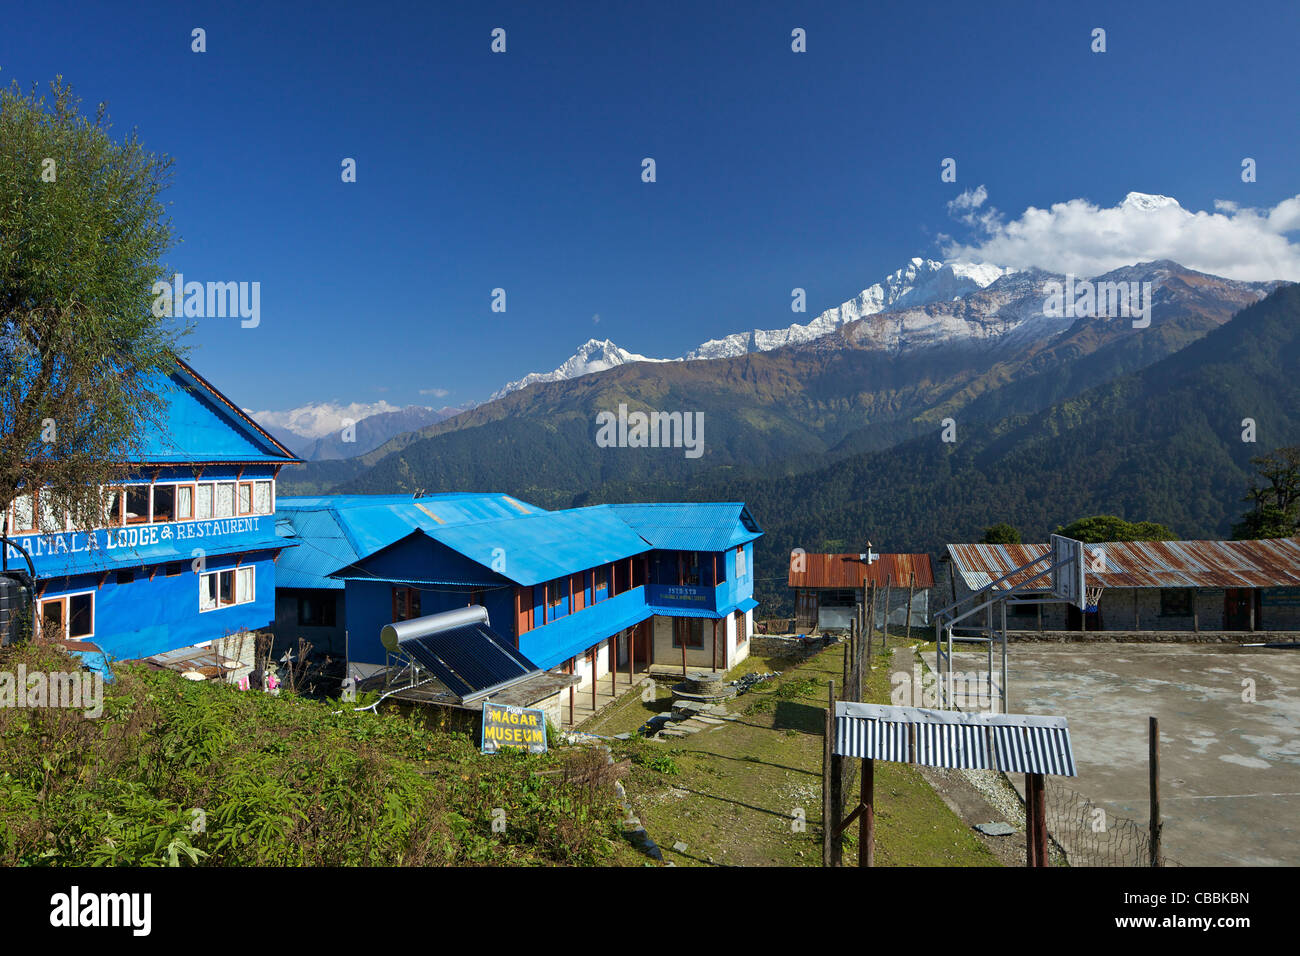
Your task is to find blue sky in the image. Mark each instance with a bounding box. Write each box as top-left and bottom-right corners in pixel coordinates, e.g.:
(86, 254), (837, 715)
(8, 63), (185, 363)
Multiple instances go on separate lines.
(6, 0), (1299, 418)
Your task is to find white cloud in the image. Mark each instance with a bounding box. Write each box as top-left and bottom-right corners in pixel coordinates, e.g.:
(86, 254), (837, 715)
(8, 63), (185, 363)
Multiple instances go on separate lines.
(944, 191), (1300, 282)
(244, 400), (420, 438)
(418, 387), (449, 398)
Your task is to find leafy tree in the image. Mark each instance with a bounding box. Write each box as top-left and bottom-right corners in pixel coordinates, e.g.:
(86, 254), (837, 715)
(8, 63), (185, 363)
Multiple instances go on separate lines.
(1232, 445), (1300, 539)
(1055, 515), (1176, 543)
(0, 77), (183, 530)
(980, 522), (1021, 544)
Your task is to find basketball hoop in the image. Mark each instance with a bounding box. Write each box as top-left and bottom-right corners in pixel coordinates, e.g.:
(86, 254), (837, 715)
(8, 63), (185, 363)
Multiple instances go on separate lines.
(1085, 585), (1103, 614)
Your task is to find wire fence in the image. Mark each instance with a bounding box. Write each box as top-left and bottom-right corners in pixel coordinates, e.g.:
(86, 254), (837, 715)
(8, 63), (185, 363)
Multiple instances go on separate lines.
(1043, 778), (1182, 867)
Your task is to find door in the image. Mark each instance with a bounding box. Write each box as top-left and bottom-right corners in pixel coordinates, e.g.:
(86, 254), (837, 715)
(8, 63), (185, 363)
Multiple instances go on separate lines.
(1224, 588), (1258, 631)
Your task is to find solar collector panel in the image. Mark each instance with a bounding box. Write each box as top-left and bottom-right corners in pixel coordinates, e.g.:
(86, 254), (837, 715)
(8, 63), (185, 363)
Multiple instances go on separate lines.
(399, 622), (540, 700)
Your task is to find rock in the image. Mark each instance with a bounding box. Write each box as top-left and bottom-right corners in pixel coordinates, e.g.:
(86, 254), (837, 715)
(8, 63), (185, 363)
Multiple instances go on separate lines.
(672, 841), (688, 853)
(974, 822), (1017, 836)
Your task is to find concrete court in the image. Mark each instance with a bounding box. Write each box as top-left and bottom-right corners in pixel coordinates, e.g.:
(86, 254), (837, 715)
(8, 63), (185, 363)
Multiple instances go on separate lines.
(924, 643), (1300, 866)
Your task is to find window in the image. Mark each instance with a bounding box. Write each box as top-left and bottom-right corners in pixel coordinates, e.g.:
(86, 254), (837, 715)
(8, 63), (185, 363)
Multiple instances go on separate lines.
(735, 546), (746, 580)
(176, 484), (194, 521)
(124, 485), (150, 524)
(297, 595), (337, 627)
(391, 587), (421, 622)
(38, 593), (94, 640)
(101, 487), (125, 527)
(152, 484), (175, 522)
(237, 482), (253, 516)
(1161, 589), (1193, 617)
(11, 493), (35, 534)
(593, 566), (608, 595)
(547, 579), (565, 608)
(38, 493), (64, 533)
(116, 570), (134, 585)
(195, 483), (214, 520)
(672, 618), (704, 649)
(200, 567), (254, 611)
(254, 480), (273, 515)
(734, 609), (746, 645)
(214, 483), (235, 518)
(165, 562), (185, 577)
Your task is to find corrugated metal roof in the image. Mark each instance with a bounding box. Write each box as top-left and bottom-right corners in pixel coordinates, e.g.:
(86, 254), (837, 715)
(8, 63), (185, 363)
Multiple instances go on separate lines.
(275, 494), (543, 589)
(833, 702), (1075, 776)
(788, 553), (934, 589)
(947, 537), (1300, 591)
(605, 502), (763, 552)
(424, 506), (652, 587)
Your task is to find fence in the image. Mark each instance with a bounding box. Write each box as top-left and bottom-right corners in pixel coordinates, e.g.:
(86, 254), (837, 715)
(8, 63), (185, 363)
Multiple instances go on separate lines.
(1043, 778), (1180, 867)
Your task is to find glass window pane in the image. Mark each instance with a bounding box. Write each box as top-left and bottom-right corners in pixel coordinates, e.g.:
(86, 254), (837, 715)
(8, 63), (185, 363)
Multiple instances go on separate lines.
(42, 599), (64, 635)
(177, 486), (193, 520)
(152, 485), (175, 522)
(12, 494), (34, 532)
(215, 483), (235, 518)
(38, 494), (63, 532)
(218, 570), (235, 605)
(237, 566), (254, 604)
(196, 484), (213, 520)
(125, 486), (150, 524)
(200, 573), (216, 610)
(238, 483), (252, 515)
(254, 481), (272, 514)
(69, 594), (93, 638)
(102, 487), (124, 527)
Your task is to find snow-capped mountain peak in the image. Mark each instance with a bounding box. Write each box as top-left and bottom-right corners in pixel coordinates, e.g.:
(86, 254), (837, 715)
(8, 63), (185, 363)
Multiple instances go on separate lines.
(489, 338), (669, 400)
(685, 258), (1014, 360)
(1121, 192), (1181, 212)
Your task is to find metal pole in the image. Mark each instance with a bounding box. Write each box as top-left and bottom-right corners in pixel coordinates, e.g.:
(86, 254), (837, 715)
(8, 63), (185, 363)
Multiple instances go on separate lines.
(1149, 716), (1162, 867)
(860, 757), (874, 867)
(822, 688), (833, 867)
(1032, 773), (1048, 867)
(1000, 599), (1008, 714)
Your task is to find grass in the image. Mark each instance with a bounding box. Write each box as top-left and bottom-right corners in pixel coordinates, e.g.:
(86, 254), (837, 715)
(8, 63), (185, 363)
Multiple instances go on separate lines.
(606, 641), (1001, 867)
(0, 644), (643, 867)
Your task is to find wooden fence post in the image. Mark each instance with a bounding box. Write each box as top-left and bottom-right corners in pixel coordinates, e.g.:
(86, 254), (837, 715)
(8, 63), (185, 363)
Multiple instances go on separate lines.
(859, 757), (874, 867)
(822, 680), (837, 867)
(904, 572), (916, 643)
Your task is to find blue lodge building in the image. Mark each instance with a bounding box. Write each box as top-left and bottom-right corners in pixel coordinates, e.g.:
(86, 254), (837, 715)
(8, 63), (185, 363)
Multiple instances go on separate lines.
(274, 495), (763, 725)
(1, 362), (299, 673)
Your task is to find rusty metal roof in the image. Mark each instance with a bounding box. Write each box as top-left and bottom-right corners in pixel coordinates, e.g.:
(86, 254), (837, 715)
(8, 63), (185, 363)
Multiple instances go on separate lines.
(788, 552), (934, 589)
(947, 537), (1300, 590)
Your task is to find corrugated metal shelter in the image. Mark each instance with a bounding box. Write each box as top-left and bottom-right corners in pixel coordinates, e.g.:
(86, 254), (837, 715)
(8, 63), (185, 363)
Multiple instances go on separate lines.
(833, 701), (1076, 775)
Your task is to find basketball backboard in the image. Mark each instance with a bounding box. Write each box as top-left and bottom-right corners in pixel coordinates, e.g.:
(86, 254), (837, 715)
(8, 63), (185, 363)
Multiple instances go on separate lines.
(1049, 534), (1087, 610)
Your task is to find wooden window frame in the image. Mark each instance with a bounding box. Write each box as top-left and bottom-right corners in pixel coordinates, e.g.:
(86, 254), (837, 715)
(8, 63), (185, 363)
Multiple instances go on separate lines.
(174, 482), (196, 522)
(123, 484), (151, 525)
(151, 482), (178, 523)
(253, 479), (274, 515)
(10, 492), (37, 535)
(237, 481), (255, 517)
(199, 568), (254, 612)
(38, 591), (95, 641)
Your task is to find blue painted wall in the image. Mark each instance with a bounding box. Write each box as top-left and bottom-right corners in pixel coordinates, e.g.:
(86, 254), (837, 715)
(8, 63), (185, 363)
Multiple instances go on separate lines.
(37, 550), (278, 662)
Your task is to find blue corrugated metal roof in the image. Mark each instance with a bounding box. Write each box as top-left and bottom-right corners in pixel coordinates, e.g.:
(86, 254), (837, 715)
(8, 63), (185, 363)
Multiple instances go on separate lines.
(423, 506), (652, 587)
(275, 493), (543, 589)
(605, 502), (763, 552)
